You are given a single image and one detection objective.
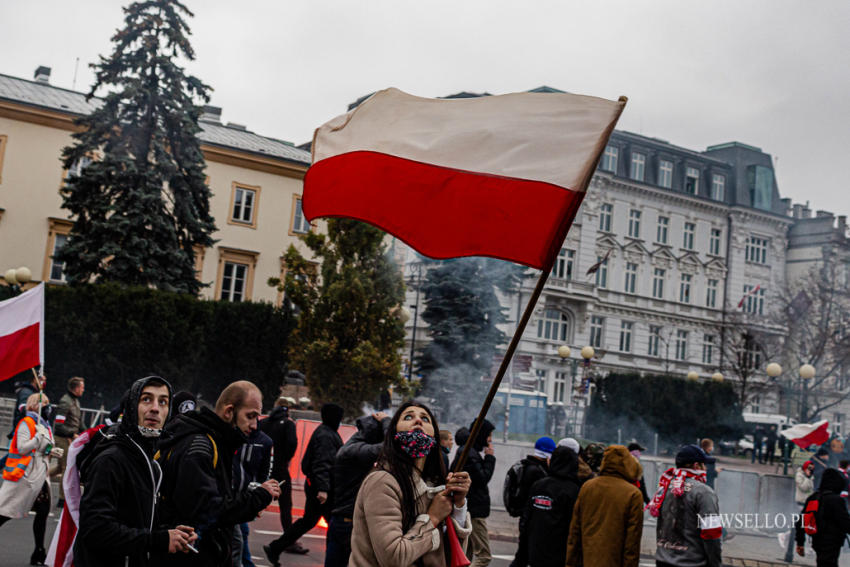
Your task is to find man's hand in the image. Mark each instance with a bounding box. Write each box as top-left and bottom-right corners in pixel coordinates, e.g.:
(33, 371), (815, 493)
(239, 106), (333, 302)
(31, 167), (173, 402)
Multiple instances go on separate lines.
(484, 443), (495, 456)
(261, 479), (281, 500)
(372, 412), (388, 422)
(167, 528), (191, 553)
(796, 544), (805, 557)
(317, 491), (328, 504)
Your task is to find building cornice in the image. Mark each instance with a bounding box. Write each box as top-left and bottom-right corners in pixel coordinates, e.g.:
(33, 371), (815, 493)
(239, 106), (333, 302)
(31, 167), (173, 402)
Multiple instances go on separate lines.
(592, 174), (730, 215)
(0, 99), (82, 132)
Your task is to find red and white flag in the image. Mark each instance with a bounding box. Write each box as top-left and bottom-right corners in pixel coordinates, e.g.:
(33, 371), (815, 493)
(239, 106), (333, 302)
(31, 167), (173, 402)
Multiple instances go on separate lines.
(47, 425), (105, 567)
(0, 283), (44, 382)
(780, 420), (830, 449)
(737, 284), (762, 309)
(304, 88), (626, 270)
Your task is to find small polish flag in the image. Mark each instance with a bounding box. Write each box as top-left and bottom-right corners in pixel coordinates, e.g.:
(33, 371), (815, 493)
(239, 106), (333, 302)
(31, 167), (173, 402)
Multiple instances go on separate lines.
(699, 514), (722, 540)
(780, 420), (830, 449)
(0, 283), (44, 382)
(737, 285), (762, 309)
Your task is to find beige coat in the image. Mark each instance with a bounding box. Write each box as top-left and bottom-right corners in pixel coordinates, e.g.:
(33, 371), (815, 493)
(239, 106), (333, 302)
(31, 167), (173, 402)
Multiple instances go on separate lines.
(349, 469), (472, 567)
(0, 417), (53, 519)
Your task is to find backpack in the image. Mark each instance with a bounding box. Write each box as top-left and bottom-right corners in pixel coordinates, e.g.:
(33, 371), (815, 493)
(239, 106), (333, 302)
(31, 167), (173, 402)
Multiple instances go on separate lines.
(803, 497), (820, 535)
(503, 460), (527, 517)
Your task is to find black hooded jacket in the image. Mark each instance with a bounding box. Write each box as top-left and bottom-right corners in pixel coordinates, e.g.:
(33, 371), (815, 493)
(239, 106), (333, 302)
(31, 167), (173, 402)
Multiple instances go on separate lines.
(452, 419), (496, 518)
(519, 447), (580, 567)
(302, 404), (344, 494)
(156, 406), (272, 566)
(796, 468), (850, 562)
(74, 376), (173, 567)
(258, 405), (298, 481)
(331, 414), (391, 517)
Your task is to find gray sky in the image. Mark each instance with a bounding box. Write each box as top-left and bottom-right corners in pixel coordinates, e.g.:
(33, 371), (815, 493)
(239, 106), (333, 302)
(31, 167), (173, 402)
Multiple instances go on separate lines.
(2, 0), (848, 214)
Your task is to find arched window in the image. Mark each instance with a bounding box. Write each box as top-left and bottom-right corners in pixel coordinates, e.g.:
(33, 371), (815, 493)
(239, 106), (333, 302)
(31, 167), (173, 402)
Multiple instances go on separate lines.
(537, 309), (570, 342)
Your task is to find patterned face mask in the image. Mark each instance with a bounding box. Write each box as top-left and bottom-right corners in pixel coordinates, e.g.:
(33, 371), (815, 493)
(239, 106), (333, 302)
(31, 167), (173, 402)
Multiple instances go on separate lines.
(395, 430), (436, 458)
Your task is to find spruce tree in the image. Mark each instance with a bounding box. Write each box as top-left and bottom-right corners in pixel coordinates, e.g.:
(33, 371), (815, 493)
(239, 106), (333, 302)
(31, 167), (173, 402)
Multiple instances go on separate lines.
(57, 0), (215, 294)
(417, 258), (523, 423)
(280, 219), (406, 415)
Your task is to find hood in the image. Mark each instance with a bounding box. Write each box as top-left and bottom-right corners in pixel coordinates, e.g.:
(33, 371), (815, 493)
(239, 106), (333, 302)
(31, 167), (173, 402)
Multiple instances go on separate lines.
(821, 468), (847, 493)
(356, 414), (387, 445)
(159, 406), (246, 453)
(470, 419), (495, 452)
(599, 445), (642, 483)
(548, 446), (579, 481)
(321, 403), (344, 430)
(268, 405), (289, 422)
(455, 427), (470, 447)
(119, 376), (173, 438)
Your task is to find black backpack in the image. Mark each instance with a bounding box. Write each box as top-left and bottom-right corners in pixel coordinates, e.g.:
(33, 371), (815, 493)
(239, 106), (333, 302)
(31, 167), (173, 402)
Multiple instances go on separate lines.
(503, 460), (527, 517)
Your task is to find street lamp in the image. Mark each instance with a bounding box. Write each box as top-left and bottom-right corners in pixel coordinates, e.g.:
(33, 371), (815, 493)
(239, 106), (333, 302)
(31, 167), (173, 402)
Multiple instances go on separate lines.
(766, 363), (782, 379)
(799, 364), (815, 423)
(686, 370), (699, 381)
(3, 266), (32, 295)
(711, 372), (724, 382)
(557, 345), (571, 359)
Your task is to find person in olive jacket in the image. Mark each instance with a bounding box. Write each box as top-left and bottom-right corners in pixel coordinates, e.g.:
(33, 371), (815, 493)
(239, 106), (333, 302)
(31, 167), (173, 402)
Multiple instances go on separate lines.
(451, 418), (496, 567)
(795, 467), (850, 566)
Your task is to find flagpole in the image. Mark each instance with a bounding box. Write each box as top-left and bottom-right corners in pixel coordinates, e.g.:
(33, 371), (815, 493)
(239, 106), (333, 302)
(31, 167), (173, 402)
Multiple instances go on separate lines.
(452, 265), (553, 473)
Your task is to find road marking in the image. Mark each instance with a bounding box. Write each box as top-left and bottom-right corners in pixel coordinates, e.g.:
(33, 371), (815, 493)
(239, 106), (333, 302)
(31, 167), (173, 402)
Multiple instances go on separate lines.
(253, 530), (326, 540)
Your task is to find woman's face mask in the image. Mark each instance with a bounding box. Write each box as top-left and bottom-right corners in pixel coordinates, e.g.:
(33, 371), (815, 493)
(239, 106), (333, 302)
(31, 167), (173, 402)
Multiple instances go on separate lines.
(395, 430), (436, 458)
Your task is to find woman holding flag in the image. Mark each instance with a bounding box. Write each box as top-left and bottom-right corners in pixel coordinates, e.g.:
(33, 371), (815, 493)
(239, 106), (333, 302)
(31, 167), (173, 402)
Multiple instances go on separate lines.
(349, 401), (472, 566)
(0, 392), (63, 565)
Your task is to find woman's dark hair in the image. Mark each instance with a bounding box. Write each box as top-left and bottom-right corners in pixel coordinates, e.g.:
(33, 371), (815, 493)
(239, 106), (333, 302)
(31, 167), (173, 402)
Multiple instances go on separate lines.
(375, 401), (447, 532)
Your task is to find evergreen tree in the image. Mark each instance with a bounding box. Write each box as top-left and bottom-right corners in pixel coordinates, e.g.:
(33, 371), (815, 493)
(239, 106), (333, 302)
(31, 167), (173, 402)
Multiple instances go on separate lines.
(417, 257), (523, 423)
(279, 219), (406, 415)
(57, 0), (216, 294)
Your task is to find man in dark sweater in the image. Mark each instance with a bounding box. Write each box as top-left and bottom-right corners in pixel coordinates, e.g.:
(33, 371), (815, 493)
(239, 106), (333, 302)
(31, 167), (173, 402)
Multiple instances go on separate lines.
(324, 411), (389, 567)
(796, 468), (850, 566)
(452, 418), (496, 567)
(258, 398), (301, 552)
(509, 436), (554, 567)
(265, 403), (344, 566)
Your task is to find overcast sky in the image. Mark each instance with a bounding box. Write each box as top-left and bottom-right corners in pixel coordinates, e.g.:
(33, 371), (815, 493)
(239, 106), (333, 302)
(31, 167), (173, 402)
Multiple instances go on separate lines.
(2, 0), (848, 214)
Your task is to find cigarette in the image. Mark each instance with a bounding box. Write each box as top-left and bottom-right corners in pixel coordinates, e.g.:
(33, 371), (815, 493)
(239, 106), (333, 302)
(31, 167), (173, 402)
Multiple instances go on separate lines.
(186, 543), (199, 554)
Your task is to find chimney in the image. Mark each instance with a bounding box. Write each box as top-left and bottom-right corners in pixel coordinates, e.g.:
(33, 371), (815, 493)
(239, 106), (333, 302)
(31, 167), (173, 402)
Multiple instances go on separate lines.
(816, 210), (834, 220)
(802, 202), (812, 219)
(780, 197), (792, 216)
(792, 203), (804, 218)
(199, 105), (221, 123)
(226, 122), (248, 131)
(33, 66), (51, 84)
(838, 216), (847, 236)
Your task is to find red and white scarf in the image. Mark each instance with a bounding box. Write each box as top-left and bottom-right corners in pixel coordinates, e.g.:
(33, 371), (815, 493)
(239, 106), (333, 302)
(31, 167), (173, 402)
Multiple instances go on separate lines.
(646, 467), (707, 517)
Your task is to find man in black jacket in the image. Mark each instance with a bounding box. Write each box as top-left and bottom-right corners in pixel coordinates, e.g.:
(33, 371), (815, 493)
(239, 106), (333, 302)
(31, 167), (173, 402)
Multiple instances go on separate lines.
(795, 467), (850, 566)
(265, 403), (344, 566)
(156, 381), (280, 566)
(75, 376), (197, 567)
(509, 436), (555, 567)
(324, 411), (389, 567)
(258, 398), (301, 551)
(452, 418), (496, 567)
(520, 446), (580, 567)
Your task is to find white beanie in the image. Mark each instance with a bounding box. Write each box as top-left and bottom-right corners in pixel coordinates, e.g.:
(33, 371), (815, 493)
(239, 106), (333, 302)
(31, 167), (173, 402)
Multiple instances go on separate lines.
(558, 437), (580, 454)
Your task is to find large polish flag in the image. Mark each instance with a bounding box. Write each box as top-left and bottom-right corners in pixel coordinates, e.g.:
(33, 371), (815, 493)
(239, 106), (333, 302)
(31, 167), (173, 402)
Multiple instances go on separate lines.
(0, 283), (44, 382)
(304, 88), (627, 270)
(781, 419), (830, 449)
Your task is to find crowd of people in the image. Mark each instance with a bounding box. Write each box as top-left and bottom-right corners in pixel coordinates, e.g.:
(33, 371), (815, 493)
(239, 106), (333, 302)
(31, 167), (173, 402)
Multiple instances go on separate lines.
(5, 370), (850, 566)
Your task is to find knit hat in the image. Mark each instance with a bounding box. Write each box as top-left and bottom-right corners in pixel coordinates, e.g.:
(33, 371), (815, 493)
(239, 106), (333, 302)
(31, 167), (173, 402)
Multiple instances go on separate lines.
(172, 390), (197, 415)
(534, 436), (557, 459)
(803, 460), (814, 470)
(675, 444), (716, 467)
(558, 437), (581, 454)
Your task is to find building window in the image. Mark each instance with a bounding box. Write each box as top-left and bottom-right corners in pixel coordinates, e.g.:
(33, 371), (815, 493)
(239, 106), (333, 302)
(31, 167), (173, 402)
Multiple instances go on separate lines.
(703, 334), (715, 365)
(624, 262), (637, 294)
(630, 152), (646, 181)
(685, 167), (700, 194)
(602, 145), (618, 172)
(652, 268), (665, 299)
(683, 222), (695, 250)
(648, 325), (661, 356)
(706, 279), (718, 308)
(595, 255), (608, 288)
(657, 216), (669, 244)
(675, 330), (689, 361)
(658, 160), (673, 188)
(42, 218), (73, 283)
(711, 174), (725, 200)
(628, 209), (641, 238)
(680, 274), (692, 303)
(710, 228), (722, 256)
(290, 195), (311, 235)
(537, 309), (570, 342)
(742, 284), (765, 315)
(748, 165), (774, 211)
(598, 203), (612, 232)
(229, 183), (260, 227)
(619, 321), (633, 352)
(745, 236), (769, 264)
(552, 248), (575, 280)
(553, 371), (568, 403)
(834, 413), (844, 435)
(739, 336), (762, 370)
(215, 248), (258, 302)
(589, 316), (604, 348)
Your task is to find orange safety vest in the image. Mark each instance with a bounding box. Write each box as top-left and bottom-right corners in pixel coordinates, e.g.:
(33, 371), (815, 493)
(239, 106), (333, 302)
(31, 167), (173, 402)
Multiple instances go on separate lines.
(2, 416), (37, 482)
